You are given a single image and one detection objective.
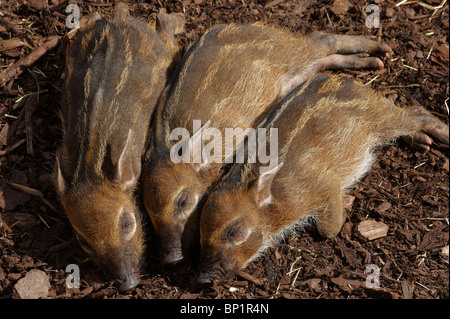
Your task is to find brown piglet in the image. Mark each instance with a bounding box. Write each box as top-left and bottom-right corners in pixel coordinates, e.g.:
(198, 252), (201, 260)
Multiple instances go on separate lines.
(197, 74), (449, 284)
(55, 3), (184, 291)
(142, 23), (392, 267)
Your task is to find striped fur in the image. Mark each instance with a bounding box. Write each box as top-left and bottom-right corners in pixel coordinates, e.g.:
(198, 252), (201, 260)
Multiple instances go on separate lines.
(55, 4), (182, 290)
(142, 23), (385, 264)
(59, 16), (172, 185)
(198, 74), (449, 281)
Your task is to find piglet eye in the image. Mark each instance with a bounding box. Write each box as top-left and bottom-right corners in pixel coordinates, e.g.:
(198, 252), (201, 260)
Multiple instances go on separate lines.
(119, 211), (137, 240)
(224, 220), (244, 241)
(176, 190), (189, 211)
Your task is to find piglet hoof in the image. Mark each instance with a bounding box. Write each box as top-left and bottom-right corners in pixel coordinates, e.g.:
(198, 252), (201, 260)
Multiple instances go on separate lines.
(367, 56), (385, 69)
(365, 37), (393, 58)
(403, 132), (433, 152)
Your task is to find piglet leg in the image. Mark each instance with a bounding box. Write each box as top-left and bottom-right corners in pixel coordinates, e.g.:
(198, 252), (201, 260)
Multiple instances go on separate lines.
(309, 32), (393, 72)
(375, 99), (448, 152)
(320, 53), (385, 70)
(281, 53), (382, 96)
(315, 188), (347, 239)
(403, 107), (449, 152)
(310, 32), (393, 58)
(281, 32), (392, 97)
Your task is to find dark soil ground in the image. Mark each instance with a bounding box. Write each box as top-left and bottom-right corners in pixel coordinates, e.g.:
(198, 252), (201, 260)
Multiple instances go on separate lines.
(0, 0), (448, 300)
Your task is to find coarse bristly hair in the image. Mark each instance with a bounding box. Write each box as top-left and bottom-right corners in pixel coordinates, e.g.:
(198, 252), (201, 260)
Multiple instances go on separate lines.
(55, 3), (184, 289)
(245, 213), (319, 267)
(204, 71), (450, 274)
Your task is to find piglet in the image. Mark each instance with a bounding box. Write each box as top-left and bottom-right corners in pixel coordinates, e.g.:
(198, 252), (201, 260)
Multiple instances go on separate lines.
(197, 74), (449, 284)
(55, 3), (184, 291)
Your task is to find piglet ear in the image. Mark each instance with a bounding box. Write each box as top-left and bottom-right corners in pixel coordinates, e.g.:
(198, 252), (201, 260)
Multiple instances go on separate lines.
(55, 157), (67, 196)
(186, 120), (211, 173)
(253, 163), (284, 208)
(114, 129), (136, 189)
(113, 2), (130, 22)
(156, 12), (186, 56)
(156, 12), (186, 37)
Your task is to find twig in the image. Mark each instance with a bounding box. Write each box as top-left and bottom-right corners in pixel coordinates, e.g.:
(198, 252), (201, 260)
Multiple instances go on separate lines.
(401, 60), (418, 71)
(7, 182), (57, 212)
(28, 69), (40, 103)
(382, 84), (420, 88)
(324, 8), (334, 27)
(426, 46), (434, 60)
(14, 90), (48, 103)
(417, 252), (426, 267)
(377, 23), (383, 42)
(418, 0), (447, 13)
(290, 268), (301, 288)
(0, 36), (60, 86)
(8, 182), (43, 196)
(429, 0), (447, 19)
(275, 282), (281, 296)
(24, 96), (37, 156)
(3, 114), (18, 119)
(287, 256), (302, 275)
(37, 212), (50, 229)
(414, 161), (427, 169)
(378, 245), (404, 274)
(364, 75), (380, 86)
(396, 0), (411, 6)
(415, 281), (431, 291)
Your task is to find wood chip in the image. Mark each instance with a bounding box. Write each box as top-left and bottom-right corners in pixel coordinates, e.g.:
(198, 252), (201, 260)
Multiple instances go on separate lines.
(401, 280), (412, 299)
(331, 0), (353, 16)
(375, 201), (391, 213)
(0, 36), (60, 86)
(236, 270), (263, 286)
(265, 0), (284, 8)
(0, 38), (25, 52)
(0, 16), (21, 34)
(440, 245), (449, 260)
(357, 220), (389, 240)
(331, 275), (365, 292)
